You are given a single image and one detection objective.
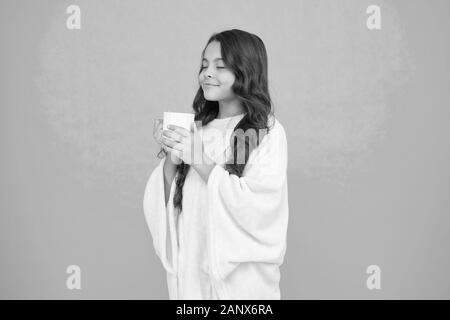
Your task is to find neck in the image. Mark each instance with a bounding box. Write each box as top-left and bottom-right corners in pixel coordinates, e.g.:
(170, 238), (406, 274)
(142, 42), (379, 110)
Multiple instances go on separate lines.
(217, 98), (245, 119)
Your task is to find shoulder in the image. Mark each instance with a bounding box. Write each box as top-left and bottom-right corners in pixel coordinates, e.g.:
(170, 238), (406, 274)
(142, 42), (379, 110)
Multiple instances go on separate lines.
(273, 117), (287, 138)
(245, 115), (288, 174)
(249, 115), (287, 160)
(263, 115), (287, 147)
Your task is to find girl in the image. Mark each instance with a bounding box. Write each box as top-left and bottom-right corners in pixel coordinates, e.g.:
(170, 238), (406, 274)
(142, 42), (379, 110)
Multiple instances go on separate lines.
(143, 29), (289, 299)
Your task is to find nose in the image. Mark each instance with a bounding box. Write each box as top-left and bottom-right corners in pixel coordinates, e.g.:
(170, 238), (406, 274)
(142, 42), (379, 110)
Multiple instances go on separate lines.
(203, 65), (214, 79)
(205, 72), (213, 80)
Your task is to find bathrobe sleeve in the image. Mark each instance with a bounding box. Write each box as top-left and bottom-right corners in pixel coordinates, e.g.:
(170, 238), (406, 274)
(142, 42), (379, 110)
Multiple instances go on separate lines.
(206, 121), (289, 281)
(143, 157), (179, 275)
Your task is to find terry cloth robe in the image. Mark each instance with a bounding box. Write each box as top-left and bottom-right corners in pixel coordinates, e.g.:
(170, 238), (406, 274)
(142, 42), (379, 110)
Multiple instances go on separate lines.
(143, 113), (289, 299)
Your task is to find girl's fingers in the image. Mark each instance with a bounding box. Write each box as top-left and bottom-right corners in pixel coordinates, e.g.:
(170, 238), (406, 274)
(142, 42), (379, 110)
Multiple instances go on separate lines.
(168, 125), (190, 138)
(162, 136), (177, 148)
(163, 129), (184, 142)
(162, 137), (183, 154)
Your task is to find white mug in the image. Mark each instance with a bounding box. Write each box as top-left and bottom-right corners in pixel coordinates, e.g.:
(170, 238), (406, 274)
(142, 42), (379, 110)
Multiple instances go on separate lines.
(163, 112), (195, 131)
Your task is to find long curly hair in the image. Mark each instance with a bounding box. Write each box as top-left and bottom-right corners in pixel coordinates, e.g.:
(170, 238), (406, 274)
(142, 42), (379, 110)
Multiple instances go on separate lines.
(173, 29), (275, 213)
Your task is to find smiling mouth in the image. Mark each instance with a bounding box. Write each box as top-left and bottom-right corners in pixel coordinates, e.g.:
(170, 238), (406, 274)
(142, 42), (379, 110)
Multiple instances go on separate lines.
(204, 83), (219, 86)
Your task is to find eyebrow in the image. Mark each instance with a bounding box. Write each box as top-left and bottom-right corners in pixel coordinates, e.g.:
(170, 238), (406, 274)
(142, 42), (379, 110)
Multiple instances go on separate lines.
(202, 57), (223, 62)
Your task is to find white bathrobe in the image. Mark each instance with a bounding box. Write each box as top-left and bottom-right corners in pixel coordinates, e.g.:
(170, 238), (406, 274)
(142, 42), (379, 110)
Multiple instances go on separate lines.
(143, 114), (289, 299)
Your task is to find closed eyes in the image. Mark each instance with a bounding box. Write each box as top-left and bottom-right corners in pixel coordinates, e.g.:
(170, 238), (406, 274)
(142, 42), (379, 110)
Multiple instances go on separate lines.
(201, 66), (225, 69)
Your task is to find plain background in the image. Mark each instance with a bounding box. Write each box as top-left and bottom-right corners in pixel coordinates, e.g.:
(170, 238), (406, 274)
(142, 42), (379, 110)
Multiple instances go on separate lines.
(1, 0), (449, 299)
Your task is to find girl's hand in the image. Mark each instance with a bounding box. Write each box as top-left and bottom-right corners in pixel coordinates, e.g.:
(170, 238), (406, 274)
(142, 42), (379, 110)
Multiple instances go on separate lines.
(152, 118), (163, 145)
(153, 118), (171, 160)
(161, 122), (203, 165)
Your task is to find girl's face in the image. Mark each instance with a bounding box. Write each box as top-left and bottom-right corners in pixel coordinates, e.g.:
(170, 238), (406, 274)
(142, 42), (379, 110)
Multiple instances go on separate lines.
(199, 41), (236, 101)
